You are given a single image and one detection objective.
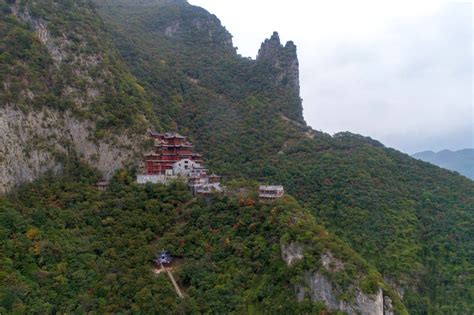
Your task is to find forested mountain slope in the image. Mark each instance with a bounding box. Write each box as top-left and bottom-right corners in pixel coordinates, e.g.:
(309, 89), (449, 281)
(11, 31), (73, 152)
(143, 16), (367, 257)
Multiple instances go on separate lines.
(0, 163), (405, 313)
(96, 0), (474, 313)
(0, 0), (158, 193)
(0, 1), (406, 313)
(0, 0), (473, 313)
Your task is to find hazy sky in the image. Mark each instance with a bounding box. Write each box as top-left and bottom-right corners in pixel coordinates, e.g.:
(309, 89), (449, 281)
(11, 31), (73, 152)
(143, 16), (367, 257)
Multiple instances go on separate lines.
(189, 0), (473, 154)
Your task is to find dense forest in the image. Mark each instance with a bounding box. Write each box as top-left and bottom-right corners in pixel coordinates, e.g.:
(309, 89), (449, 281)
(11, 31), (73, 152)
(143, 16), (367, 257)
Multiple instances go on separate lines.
(96, 0), (474, 313)
(0, 0), (157, 136)
(0, 0), (473, 313)
(0, 162), (405, 313)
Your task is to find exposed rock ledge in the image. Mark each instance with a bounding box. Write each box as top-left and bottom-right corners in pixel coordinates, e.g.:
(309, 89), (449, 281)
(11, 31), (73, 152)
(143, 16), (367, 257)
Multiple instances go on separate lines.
(281, 242), (304, 266)
(301, 274), (384, 315)
(0, 107), (144, 194)
(281, 243), (395, 315)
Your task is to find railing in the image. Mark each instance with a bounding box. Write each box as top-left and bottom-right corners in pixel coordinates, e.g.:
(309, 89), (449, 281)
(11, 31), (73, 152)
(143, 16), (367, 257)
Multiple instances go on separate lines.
(259, 193), (284, 198)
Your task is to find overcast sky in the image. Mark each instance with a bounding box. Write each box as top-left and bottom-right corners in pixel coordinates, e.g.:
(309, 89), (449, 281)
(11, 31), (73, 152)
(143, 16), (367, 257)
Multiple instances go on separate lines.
(189, 0), (472, 154)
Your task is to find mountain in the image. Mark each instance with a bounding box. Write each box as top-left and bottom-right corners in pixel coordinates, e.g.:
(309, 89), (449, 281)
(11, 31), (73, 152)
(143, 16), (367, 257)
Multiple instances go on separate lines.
(96, 1), (474, 312)
(0, 0), (473, 313)
(413, 149), (474, 180)
(0, 0), (159, 194)
(0, 166), (404, 313)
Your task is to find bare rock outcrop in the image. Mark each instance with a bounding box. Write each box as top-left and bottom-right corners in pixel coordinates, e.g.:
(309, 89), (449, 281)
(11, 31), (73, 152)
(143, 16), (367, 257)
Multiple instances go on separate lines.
(256, 32), (304, 123)
(257, 31), (300, 97)
(0, 2), (149, 194)
(281, 242), (304, 266)
(0, 107), (144, 194)
(305, 273), (384, 315)
(282, 244), (396, 315)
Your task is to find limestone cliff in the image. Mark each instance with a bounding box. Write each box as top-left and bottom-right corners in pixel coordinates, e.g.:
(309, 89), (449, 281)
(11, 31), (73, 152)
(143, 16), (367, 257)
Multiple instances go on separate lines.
(282, 244), (396, 315)
(257, 32), (300, 93)
(303, 274), (385, 315)
(0, 0), (153, 193)
(0, 107), (144, 194)
(257, 31), (303, 122)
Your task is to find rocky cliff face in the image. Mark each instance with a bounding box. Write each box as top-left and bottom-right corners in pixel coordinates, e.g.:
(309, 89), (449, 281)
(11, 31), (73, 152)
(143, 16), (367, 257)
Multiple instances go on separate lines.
(8, 1), (116, 107)
(0, 107), (144, 194)
(304, 274), (385, 315)
(161, 7), (234, 52)
(281, 244), (396, 315)
(257, 32), (300, 99)
(256, 31), (303, 122)
(100, 0), (235, 53)
(0, 0), (151, 193)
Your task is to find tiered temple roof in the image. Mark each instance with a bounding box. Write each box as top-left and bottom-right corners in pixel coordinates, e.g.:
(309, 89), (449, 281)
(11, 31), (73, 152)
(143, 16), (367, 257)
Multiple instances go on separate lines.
(144, 131), (204, 175)
(139, 131), (223, 197)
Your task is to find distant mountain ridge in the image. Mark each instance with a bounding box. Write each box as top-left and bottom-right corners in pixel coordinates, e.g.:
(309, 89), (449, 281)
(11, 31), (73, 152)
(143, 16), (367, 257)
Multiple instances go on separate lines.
(413, 149), (474, 179)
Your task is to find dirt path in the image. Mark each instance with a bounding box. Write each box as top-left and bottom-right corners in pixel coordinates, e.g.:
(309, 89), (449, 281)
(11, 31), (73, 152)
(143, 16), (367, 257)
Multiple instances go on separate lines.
(165, 267), (184, 298)
(153, 265), (184, 298)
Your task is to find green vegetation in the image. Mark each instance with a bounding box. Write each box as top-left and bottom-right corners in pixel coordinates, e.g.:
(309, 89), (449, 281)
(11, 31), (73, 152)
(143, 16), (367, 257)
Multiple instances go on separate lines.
(97, 0), (302, 128)
(0, 164), (405, 313)
(0, 0), (158, 134)
(270, 134), (474, 313)
(0, 12), (55, 111)
(1, 0), (473, 313)
(96, 0), (474, 313)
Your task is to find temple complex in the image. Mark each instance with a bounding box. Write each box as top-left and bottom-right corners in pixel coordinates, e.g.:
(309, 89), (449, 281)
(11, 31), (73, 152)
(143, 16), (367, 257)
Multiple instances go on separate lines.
(137, 131), (222, 195)
(137, 132), (286, 200)
(144, 132), (204, 175)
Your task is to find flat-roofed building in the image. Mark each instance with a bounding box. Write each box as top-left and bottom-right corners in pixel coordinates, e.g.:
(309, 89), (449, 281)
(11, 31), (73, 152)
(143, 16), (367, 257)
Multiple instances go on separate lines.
(195, 182), (223, 196)
(259, 185), (284, 201)
(172, 159), (206, 177)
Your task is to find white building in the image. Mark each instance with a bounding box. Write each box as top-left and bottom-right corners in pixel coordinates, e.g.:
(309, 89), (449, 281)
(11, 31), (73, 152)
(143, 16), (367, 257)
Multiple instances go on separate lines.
(137, 159), (223, 197)
(259, 185), (284, 201)
(172, 159), (206, 177)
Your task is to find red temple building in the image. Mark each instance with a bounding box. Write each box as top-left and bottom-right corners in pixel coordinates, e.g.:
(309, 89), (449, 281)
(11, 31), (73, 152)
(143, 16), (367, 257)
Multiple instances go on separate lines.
(144, 132), (204, 175)
(138, 131), (223, 196)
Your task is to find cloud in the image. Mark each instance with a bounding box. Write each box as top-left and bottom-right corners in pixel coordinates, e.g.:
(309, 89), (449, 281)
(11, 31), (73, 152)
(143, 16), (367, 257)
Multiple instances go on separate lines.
(302, 2), (472, 153)
(189, 0), (472, 153)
